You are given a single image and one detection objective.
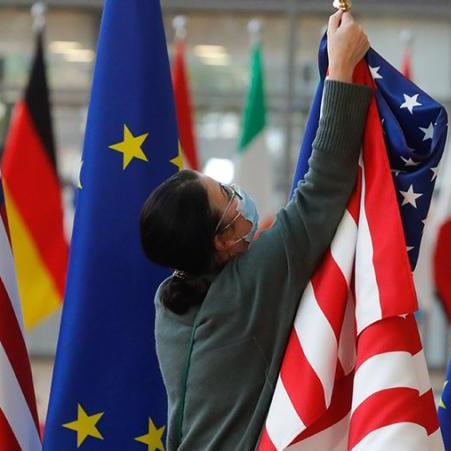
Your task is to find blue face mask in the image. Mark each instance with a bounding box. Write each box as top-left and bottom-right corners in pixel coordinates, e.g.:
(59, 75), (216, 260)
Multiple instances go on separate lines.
(234, 185), (259, 243)
(215, 183), (260, 244)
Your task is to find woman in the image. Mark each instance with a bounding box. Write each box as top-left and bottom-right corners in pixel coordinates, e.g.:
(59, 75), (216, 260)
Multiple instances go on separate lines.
(140, 10), (371, 451)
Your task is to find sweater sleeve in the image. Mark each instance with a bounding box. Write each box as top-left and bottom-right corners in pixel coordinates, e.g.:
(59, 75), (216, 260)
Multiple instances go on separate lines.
(225, 80), (372, 324)
(276, 79), (372, 278)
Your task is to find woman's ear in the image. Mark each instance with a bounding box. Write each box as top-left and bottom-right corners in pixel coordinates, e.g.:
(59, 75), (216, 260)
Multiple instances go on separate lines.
(214, 233), (228, 252)
(213, 231), (235, 253)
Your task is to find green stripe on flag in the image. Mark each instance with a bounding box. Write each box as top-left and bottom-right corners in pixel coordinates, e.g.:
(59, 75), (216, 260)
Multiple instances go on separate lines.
(238, 44), (266, 152)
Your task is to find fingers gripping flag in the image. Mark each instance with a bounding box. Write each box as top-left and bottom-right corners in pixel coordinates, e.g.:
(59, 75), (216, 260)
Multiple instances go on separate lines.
(259, 37), (447, 451)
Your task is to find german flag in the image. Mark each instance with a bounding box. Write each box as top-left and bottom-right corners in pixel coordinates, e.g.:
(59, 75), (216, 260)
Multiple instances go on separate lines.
(1, 31), (68, 329)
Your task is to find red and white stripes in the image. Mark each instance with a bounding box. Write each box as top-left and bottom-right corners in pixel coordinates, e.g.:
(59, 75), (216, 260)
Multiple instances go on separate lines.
(258, 63), (442, 451)
(0, 180), (41, 450)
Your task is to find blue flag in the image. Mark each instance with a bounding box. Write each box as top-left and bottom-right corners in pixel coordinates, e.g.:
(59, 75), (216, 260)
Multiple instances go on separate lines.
(439, 358), (451, 450)
(43, 1), (180, 449)
(292, 36), (447, 271)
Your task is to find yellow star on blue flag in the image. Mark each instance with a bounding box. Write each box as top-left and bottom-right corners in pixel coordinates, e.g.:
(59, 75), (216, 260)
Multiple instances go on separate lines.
(109, 124), (149, 170)
(135, 418), (165, 451)
(62, 404), (104, 447)
(170, 142), (184, 171)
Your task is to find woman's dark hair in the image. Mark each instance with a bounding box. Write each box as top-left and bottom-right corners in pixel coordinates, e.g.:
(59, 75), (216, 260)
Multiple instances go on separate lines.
(140, 170), (220, 315)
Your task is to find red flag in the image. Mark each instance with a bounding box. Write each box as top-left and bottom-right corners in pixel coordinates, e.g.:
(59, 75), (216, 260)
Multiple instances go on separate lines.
(172, 40), (199, 170)
(402, 48), (413, 81)
(1, 31), (68, 329)
(434, 218), (451, 321)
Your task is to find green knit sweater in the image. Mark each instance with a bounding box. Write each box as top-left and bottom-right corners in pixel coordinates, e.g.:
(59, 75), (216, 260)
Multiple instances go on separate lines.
(155, 80), (372, 451)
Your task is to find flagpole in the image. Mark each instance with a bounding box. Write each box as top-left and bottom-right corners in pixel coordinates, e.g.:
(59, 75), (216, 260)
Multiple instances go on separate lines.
(283, 0), (297, 197)
(400, 29), (414, 65)
(400, 29), (414, 48)
(31, 2), (46, 32)
(400, 29), (414, 73)
(248, 18), (263, 48)
(173, 15), (187, 42)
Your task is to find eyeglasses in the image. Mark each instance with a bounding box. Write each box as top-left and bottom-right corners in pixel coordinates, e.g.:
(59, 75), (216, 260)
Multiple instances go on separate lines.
(214, 183), (243, 235)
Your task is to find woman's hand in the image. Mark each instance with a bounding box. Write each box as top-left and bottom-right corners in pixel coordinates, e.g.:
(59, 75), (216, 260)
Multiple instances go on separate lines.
(327, 10), (370, 83)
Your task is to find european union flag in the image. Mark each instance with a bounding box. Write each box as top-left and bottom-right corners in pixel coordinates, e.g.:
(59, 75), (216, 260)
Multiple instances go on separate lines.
(43, 1), (180, 449)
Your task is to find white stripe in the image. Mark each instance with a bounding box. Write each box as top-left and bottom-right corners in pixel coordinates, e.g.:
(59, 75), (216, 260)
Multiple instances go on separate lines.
(0, 217), (24, 331)
(352, 351), (419, 413)
(265, 376), (305, 450)
(428, 428), (445, 451)
(351, 422), (429, 451)
(294, 283), (338, 406)
(0, 342), (41, 450)
(330, 210), (358, 286)
(355, 163), (382, 333)
(285, 413), (350, 450)
(337, 293), (356, 375)
(412, 350), (432, 396)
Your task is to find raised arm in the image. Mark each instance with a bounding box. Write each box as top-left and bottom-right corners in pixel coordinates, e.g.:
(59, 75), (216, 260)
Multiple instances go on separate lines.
(232, 12), (371, 298)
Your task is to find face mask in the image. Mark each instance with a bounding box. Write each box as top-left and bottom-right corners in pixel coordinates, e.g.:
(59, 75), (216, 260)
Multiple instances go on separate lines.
(233, 185), (259, 243)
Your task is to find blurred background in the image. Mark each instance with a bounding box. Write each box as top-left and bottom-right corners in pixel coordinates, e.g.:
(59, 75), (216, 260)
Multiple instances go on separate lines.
(0, 0), (450, 425)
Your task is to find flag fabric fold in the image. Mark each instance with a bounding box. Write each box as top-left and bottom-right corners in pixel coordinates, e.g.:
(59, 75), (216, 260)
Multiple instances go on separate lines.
(1, 30), (68, 329)
(0, 180), (41, 450)
(259, 36), (447, 451)
(43, 0), (180, 449)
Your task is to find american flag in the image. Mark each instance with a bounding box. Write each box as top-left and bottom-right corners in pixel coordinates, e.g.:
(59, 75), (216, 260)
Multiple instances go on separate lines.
(0, 180), (41, 450)
(258, 38), (447, 450)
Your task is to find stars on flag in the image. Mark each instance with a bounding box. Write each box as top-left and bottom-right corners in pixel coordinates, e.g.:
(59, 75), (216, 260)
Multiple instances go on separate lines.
(369, 66), (383, 80)
(135, 418), (166, 451)
(170, 142), (184, 171)
(400, 156), (420, 167)
(430, 165), (440, 182)
(62, 404), (104, 447)
(366, 49), (446, 272)
(400, 93), (422, 114)
(400, 185), (423, 208)
(78, 160), (84, 189)
(109, 124), (149, 170)
(419, 123), (434, 141)
(62, 405), (166, 449)
(440, 380), (448, 409)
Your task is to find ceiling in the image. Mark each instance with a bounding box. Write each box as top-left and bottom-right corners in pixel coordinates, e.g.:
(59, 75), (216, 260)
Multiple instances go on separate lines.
(0, 0), (449, 18)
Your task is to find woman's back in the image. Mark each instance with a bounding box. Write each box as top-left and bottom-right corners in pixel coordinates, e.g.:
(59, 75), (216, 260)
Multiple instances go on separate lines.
(156, 79), (372, 450)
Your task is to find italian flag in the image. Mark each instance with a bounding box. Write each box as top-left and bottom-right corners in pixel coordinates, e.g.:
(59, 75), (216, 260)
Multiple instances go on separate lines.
(234, 42), (274, 222)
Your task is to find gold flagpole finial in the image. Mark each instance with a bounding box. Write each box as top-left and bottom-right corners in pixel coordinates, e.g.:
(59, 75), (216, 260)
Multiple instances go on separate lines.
(333, 0), (352, 11)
